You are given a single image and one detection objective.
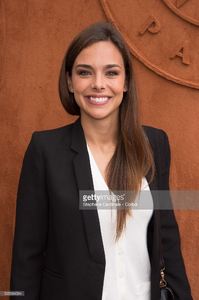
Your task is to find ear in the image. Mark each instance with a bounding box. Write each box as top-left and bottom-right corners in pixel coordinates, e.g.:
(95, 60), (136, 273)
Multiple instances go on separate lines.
(123, 82), (128, 92)
(66, 73), (74, 93)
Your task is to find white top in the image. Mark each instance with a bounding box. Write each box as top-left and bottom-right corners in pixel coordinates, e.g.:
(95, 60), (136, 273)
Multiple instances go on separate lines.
(87, 145), (154, 300)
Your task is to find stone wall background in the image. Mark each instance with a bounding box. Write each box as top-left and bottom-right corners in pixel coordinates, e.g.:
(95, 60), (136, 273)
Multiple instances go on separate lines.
(0, 0), (198, 298)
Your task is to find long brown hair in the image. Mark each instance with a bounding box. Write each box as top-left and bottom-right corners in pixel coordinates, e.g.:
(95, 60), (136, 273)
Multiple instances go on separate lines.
(59, 22), (155, 240)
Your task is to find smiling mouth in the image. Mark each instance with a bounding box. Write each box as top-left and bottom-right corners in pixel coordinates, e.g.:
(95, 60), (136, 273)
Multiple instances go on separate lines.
(86, 96), (111, 105)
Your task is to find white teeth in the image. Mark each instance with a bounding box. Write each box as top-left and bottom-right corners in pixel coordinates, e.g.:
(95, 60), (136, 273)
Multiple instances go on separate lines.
(89, 96), (109, 103)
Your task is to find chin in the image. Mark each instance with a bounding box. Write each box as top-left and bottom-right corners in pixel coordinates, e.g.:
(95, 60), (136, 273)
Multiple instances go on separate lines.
(81, 107), (119, 121)
(88, 111), (118, 121)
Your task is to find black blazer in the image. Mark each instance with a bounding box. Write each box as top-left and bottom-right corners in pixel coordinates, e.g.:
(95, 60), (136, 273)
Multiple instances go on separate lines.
(10, 118), (192, 300)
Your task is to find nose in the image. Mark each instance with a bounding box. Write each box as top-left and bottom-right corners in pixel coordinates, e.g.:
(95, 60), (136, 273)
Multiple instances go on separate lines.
(91, 73), (105, 91)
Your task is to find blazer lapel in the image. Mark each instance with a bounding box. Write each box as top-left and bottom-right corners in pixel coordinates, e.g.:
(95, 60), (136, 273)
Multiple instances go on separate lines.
(70, 118), (105, 265)
(69, 120), (160, 270)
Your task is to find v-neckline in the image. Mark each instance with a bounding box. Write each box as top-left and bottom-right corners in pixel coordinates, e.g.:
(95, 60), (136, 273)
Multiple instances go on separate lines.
(86, 144), (109, 190)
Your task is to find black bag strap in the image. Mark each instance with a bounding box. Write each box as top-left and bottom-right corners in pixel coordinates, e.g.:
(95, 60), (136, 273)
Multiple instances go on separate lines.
(160, 235), (167, 288)
(160, 255), (167, 288)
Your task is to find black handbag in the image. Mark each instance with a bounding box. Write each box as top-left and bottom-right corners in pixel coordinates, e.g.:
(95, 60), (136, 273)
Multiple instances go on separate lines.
(160, 256), (175, 300)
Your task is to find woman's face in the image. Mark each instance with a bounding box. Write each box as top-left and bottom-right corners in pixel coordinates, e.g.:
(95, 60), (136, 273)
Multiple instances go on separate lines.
(68, 41), (127, 121)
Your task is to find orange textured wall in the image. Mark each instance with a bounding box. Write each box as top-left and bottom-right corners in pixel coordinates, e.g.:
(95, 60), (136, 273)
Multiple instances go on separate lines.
(0, 0), (198, 298)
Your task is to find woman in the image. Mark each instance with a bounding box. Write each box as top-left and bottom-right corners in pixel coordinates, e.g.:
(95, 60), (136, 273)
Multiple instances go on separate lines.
(10, 22), (193, 300)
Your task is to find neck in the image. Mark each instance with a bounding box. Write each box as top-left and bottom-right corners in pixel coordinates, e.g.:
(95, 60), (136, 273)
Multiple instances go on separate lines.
(80, 114), (119, 148)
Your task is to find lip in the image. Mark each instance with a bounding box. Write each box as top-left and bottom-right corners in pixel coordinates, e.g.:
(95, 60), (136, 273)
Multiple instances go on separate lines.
(85, 95), (112, 105)
(86, 94), (112, 97)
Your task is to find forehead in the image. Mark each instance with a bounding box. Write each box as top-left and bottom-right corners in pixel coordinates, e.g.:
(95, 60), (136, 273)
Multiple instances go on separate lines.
(73, 41), (124, 66)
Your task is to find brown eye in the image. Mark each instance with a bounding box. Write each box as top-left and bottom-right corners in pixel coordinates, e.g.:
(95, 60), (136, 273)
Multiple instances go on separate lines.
(106, 70), (119, 77)
(77, 70), (91, 77)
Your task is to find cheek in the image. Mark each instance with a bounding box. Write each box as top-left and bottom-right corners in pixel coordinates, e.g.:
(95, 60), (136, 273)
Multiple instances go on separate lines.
(72, 81), (87, 106)
(111, 80), (126, 94)
(109, 75), (126, 91)
(71, 77), (89, 94)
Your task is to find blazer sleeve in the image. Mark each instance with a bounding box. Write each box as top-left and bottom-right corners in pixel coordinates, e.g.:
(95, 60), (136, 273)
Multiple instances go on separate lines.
(158, 130), (193, 300)
(10, 132), (48, 300)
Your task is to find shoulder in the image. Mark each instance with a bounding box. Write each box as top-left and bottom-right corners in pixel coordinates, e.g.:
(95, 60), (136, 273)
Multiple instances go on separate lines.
(142, 125), (168, 143)
(33, 122), (74, 137)
(21, 121), (79, 160)
(30, 121), (76, 148)
(142, 125), (170, 153)
(142, 125), (171, 176)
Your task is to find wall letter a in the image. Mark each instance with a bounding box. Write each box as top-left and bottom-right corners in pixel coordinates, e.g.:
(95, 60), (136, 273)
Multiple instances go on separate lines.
(170, 40), (190, 65)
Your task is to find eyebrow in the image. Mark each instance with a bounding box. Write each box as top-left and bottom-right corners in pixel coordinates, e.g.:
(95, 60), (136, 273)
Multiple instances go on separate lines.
(75, 64), (122, 69)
